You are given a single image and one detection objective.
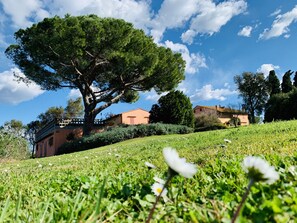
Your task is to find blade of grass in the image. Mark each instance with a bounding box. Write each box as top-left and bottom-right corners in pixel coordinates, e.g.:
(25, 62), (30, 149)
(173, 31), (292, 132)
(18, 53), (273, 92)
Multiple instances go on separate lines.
(95, 177), (107, 215)
(0, 196), (10, 222)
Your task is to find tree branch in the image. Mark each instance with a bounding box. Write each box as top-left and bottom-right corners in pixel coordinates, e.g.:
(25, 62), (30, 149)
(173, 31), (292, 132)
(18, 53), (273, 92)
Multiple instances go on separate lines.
(93, 90), (125, 116)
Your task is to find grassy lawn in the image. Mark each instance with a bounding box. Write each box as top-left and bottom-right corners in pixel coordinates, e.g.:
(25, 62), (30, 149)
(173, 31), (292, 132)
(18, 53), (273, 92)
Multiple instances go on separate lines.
(0, 121), (296, 222)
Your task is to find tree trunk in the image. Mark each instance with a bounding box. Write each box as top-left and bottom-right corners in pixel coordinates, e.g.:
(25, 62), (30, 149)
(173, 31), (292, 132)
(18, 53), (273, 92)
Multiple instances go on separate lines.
(83, 107), (96, 136)
(250, 109), (256, 124)
(31, 143), (35, 158)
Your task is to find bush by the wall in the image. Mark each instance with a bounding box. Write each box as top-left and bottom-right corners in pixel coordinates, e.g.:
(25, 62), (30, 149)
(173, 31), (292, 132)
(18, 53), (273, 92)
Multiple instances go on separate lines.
(195, 123), (227, 132)
(0, 131), (30, 159)
(194, 113), (226, 132)
(57, 123), (193, 155)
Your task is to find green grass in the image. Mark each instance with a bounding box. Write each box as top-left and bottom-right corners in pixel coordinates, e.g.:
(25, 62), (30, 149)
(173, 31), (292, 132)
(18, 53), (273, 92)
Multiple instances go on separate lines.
(0, 120), (297, 222)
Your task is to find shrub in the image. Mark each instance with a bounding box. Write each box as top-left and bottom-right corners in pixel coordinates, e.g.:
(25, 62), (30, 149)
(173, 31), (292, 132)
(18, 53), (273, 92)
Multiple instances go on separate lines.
(194, 112), (224, 132)
(57, 123), (193, 154)
(195, 123), (227, 132)
(228, 117), (241, 127)
(0, 130), (30, 159)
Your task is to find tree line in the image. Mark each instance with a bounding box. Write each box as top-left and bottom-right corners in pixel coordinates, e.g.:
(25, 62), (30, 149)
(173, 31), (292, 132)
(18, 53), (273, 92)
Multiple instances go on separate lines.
(234, 70), (297, 123)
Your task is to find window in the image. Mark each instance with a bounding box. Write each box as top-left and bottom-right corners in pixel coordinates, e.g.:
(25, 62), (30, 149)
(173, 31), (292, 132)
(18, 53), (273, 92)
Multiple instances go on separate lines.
(49, 137), (54, 146)
(128, 116), (136, 124)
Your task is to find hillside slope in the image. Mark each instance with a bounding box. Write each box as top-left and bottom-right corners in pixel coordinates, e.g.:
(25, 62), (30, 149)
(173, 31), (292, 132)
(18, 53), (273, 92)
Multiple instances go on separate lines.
(0, 121), (296, 222)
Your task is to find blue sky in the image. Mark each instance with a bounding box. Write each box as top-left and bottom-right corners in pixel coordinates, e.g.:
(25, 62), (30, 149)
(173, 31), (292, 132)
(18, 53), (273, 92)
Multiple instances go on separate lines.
(0, 0), (297, 126)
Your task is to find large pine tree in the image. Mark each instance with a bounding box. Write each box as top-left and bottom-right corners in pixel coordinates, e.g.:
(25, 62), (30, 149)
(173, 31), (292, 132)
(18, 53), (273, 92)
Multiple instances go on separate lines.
(6, 15), (185, 136)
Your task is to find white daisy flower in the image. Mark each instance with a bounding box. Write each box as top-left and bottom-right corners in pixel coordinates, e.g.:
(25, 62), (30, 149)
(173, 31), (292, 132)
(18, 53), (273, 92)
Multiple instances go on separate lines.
(242, 156), (279, 184)
(163, 147), (197, 178)
(151, 182), (168, 197)
(145, 162), (156, 169)
(153, 176), (166, 184)
(224, 139), (232, 143)
(38, 164), (43, 168)
(288, 166), (297, 176)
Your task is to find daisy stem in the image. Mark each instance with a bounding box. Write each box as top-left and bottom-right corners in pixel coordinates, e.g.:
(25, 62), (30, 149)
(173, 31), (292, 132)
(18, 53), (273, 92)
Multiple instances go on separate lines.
(146, 175), (173, 223)
(231, 179), (254, 223)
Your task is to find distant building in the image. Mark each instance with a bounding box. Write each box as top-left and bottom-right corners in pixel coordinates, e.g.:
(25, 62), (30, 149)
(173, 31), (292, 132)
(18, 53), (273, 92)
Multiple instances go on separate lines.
(35, 108), (150, 158)
(193, 105), (250, 126)
(105, 108), (150, 126)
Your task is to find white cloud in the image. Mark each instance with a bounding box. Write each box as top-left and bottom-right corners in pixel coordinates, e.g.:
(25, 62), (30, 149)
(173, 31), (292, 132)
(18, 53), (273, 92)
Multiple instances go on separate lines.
(1, 0), (43, 28)
(67, 84), (101, 99)
(190, 84), (237, 101)
(68, 89), (81, 99)
(270, 8), (281, 17)
(1, 0), (152, 31)
(144, 90), (166, 102)
(150, 0), (199, 42)
(0, 68), (44, 104)
(74, 0), (152, 31)
(164, 40), (207, 74)
(257, 64), (280, 77)
(259, 5), (297, 40)
(238, 25), (252, 37)
(182, 0), (247, 44)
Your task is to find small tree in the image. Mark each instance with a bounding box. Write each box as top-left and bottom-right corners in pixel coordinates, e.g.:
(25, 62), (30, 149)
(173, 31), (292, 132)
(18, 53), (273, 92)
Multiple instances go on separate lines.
(149, 91), (194, 128)
(234, 72), (269, 124)
(266, 70), (281, 97)
(25, 120), (41, 158)
(2, 119), (25, 137)
(281, 70), (293, 93)
(64, 97), (84, 119)
(38, 106), (64, 126)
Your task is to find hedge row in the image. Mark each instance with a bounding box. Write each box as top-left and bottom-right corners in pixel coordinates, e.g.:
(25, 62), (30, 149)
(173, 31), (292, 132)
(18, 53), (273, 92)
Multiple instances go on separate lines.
(194, 123), (227, 132)
(57, 123), (194, 155)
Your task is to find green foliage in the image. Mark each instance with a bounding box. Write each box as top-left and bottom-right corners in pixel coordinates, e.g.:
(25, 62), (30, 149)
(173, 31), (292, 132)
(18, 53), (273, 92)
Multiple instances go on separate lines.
(2, 119), (25, 137)
(6, 15), (185, 135)
(264, 89), (297, 122)
(234, 72), (269, 123)
(267, 70), (281, 96)
(57, 123), (193, 154)
(64, 97), (84, 119)
(195, 113), (226, 132)
(0, 121), (296, 222)
(149, 90), (195, 128)
(37, 97), (83, 127)
(38, 106), (64, 126)
(0, 130), (30, 159)
(228, 117), (241, 127)
(293, 71), (297, 87)
(281, 70), (293, 93)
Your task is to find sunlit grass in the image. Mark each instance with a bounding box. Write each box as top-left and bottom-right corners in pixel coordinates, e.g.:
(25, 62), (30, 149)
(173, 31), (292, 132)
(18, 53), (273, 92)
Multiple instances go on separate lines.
(0, 120), (296, 222)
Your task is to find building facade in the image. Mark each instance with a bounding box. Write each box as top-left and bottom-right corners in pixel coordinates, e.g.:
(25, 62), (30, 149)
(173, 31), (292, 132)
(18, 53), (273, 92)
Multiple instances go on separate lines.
(194, 105), (250, 126)
(105, 108), (150, 126)
(35, 109), (150, 158)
